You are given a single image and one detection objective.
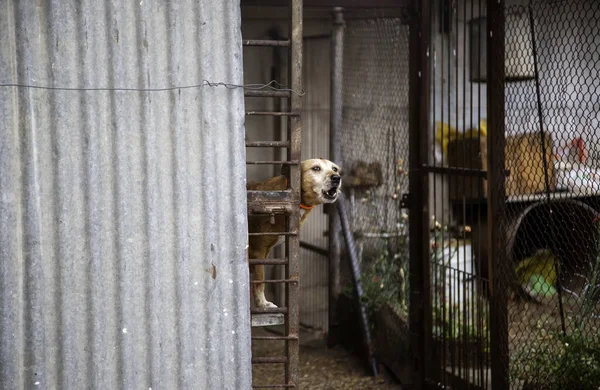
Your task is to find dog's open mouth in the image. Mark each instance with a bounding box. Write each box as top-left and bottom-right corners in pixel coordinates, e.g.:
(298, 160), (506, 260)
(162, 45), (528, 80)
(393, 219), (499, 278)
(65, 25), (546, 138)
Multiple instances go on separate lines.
(323, 187), (338, 200)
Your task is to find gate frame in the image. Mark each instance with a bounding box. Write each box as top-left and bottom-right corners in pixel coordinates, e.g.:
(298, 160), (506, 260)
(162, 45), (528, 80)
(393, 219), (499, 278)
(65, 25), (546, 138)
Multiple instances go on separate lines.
(407, 0), (509, 388)
(487, 0), (509, 388)
(407, 0), (432, 388)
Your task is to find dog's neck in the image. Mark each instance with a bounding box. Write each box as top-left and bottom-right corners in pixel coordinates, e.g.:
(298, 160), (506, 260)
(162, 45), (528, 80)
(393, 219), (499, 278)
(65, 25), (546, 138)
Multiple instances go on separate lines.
(300, 208), (313, 226)
(280, 176), (319, 225)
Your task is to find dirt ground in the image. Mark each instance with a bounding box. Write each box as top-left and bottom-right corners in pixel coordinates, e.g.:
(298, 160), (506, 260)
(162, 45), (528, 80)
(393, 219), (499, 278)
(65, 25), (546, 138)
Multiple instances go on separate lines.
(252, 327), (403, 389)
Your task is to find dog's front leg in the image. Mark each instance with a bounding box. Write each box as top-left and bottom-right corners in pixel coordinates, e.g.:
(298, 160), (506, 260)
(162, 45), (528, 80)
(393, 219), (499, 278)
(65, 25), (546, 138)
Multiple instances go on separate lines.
(250, 262), (277, 309)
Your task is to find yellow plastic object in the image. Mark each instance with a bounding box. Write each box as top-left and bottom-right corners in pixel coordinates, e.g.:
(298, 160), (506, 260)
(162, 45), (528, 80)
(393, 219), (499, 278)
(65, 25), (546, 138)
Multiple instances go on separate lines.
(435, 120), (488, 154)
(515, 249), (557, 287)
(479, 119), (487, 137)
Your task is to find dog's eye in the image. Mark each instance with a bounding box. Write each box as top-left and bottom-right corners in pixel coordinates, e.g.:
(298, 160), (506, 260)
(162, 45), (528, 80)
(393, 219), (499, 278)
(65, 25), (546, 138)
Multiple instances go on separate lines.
(332, 167), (338, 172)
(312, 166), (321, 171)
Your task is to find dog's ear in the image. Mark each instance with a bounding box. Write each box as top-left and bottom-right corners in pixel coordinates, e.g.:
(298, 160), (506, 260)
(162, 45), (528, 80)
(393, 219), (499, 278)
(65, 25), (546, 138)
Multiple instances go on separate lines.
(280, 164), (290, 177)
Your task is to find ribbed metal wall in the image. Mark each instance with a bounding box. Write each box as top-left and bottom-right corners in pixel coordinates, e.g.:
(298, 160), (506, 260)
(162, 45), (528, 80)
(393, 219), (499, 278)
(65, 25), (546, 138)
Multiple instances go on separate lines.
(0, 1), (251, 389)
(299, 37), (331, 332)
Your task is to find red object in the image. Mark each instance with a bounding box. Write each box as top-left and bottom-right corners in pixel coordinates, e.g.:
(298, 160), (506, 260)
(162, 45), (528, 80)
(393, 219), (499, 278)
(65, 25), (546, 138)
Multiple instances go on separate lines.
(572, 137), (588, 163)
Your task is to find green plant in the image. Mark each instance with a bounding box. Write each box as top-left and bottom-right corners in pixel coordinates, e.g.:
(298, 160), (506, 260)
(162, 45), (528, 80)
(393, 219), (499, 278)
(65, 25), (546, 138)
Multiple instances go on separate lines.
(342, 238), (409, 325)
(359, 243), (408, 319)
(510, 329), (600, 389)
(510, 217), (600, 388)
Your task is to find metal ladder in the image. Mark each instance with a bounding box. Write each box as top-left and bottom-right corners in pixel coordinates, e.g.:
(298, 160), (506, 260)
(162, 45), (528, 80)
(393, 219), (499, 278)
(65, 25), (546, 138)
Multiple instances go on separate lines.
(243, 0), (303, 388)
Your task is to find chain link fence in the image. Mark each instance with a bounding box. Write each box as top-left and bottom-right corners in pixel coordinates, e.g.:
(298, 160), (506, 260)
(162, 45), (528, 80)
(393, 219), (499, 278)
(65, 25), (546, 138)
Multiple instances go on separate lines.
(339, 16), (411, 379)
(497, 0), (600, 388)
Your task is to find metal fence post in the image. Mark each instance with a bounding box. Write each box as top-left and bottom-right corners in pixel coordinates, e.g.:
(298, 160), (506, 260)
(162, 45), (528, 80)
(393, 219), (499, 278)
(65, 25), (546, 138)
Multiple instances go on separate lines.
(487, 0), (509, 388)
(285, 0), (303, 387)
(328, 6), (345, 348)
(408, 0), (431, 387)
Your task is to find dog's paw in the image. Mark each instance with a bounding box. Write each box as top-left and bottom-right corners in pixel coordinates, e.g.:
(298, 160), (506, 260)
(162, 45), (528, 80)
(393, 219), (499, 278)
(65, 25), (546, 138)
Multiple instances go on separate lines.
(256, 299), (278, 309)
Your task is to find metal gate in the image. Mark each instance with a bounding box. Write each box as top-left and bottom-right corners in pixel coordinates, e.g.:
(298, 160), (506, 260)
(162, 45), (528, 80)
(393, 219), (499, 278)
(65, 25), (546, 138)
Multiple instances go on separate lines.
(408, 0), (506, 388)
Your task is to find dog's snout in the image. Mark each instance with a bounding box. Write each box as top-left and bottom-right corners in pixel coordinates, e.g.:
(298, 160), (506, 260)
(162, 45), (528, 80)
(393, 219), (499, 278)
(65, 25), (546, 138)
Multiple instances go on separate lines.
(331, 174), (341, 186)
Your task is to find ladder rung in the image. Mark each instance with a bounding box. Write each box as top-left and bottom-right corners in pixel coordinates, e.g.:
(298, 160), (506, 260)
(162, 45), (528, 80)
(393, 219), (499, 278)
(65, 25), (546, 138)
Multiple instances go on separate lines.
(250, 279), (298, 284)
(243, 39), (290, 47)
(252, 356), (288, 364)
(246, 111), (299, 117)
(246, 160), (299, 165)
(251, 307), (288, 314)
(252, 313), (284, 327)
(247, 190), (297, 204)
(252, 335), (297, 340)
(248, 232), (297, 236)
(249, 258), (288, 265)
(246, 141), (290, 147)
(245, 90), (291, 98)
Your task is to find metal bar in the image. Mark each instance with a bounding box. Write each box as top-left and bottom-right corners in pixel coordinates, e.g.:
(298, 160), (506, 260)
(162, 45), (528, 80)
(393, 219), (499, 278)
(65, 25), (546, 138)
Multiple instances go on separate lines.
(250, 279), (298, 284)
(251, 307), (289, 314)
(408, 0), (431, 387)
(243, 39), (290, 47)
(252, 357), (288, 364)
(429, 0), (442, 383)
(487, 0), (509, 389)
(246, 112), (299, 117)
(246, 160), (300, 165)
(248, 204), (292, 216)
(251, 336), (298, 340)
(462, 0), (473, 379)
(438, 0), (448, 382)
(527, 2), (567, 336)
(248, 258), (289, 265)
(245, 90), (291, 98)
(242, 7), (409, 22)
(248, 232), (297, 236)
(303, 33), (332, 40)
(337, 195), (378, 376)
(477, 0), (486, 385)
(328, 6), (344, 350)
(247, 190), (297, 204)
(246, 141), (290, 148)
(421, 164), (487, 178)
(284, 0), (302, 387)
(299, 240), (328, 257)
(241, 0), (410, 7)
(358, 231), (406, 239)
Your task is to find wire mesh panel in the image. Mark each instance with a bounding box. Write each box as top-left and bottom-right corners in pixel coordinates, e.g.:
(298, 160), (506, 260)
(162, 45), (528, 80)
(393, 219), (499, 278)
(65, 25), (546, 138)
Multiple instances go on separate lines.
(493, 0), (600, 388)
(340, 16), (411, 379)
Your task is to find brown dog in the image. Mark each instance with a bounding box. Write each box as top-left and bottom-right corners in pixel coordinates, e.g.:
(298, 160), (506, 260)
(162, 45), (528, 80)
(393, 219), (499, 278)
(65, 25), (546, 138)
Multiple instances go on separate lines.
(247, 158), (342, 308)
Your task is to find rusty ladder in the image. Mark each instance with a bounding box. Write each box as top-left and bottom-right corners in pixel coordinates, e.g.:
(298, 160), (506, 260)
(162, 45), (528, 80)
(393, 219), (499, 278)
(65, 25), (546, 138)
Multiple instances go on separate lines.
(243, 0), (303, 388)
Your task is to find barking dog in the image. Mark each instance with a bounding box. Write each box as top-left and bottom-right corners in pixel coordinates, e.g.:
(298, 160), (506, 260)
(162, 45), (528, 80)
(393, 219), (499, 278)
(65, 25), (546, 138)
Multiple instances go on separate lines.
(247, 158), (342, 309)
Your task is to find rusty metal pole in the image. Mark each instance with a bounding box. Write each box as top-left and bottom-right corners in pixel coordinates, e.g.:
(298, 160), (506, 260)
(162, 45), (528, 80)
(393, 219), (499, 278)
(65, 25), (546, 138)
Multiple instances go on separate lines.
(285, 0), (302, 387)
(337, 195), (378, 377)
(328, 6), (344, 348)
(487, 0), (509, 388)
(408, 0), (431, 387)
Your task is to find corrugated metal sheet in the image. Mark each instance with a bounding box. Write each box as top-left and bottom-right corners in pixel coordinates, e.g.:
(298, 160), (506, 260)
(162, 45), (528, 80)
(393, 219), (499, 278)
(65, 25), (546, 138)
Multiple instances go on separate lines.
(299, 37), (331, 332)
(0, 1), (251, 389)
